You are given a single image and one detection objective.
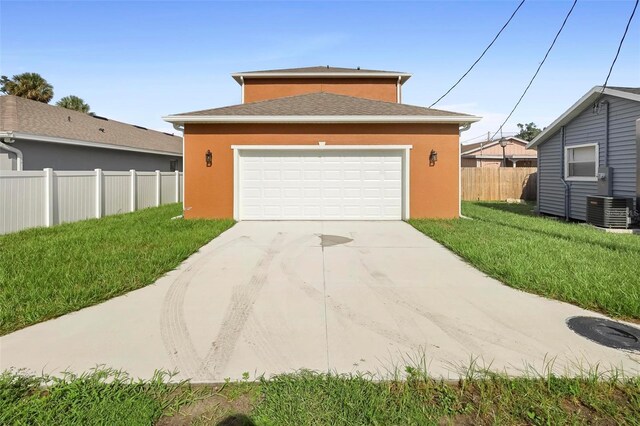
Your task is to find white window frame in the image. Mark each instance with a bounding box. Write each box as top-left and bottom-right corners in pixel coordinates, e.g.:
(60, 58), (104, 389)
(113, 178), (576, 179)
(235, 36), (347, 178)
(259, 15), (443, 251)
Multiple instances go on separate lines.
(564, 143), (598, 182)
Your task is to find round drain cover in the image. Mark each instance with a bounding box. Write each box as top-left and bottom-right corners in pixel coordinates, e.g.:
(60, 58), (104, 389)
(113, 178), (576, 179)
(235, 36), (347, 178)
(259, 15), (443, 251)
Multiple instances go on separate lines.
(567, 316), (640, 352)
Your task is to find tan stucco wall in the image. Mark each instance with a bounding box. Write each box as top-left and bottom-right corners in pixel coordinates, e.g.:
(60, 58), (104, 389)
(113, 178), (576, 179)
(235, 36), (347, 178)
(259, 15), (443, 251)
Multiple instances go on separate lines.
(243, 78), (398, 103)
(184, 123), (460, 219)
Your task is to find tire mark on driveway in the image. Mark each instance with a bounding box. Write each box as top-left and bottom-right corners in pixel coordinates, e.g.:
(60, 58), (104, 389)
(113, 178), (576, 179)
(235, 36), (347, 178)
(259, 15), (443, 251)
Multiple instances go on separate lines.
(358, 256), (548, 359)
(160, 236), (248, 380)
(279, 241), (420, 350)
(242, 234), (316, 373)
(197, 232), (287, 378)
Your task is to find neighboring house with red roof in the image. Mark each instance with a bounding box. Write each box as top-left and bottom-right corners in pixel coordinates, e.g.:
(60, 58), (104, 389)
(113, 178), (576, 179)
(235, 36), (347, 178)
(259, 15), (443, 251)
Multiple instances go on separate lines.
(461, 136), (537, 168)
(0, 95), (182, 171)
(163, 66), (480, 220)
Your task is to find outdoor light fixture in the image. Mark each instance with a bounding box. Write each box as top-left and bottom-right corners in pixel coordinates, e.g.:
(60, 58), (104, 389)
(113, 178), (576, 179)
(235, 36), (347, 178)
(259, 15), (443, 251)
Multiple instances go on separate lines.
(429, 149), (438, 166)
(205, 150), (212, 167)
(499, 138), (509, 167)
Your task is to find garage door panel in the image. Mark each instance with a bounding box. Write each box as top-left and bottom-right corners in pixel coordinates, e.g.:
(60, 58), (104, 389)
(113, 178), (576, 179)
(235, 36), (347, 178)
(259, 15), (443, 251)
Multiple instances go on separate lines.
(239, 150), (403, 220)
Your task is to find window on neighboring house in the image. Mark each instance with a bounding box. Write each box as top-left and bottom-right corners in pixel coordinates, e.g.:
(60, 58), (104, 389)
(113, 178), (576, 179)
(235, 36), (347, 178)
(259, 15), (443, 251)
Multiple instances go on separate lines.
(170, 159), (178, 172)
(565, 144), (598, 180)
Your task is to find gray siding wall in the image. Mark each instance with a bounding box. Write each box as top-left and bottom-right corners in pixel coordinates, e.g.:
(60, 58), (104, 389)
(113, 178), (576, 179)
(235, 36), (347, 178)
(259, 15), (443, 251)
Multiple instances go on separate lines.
(538, 131), (565, 216)
(0, 139), (182, 172)
(538, 94), (639, 221)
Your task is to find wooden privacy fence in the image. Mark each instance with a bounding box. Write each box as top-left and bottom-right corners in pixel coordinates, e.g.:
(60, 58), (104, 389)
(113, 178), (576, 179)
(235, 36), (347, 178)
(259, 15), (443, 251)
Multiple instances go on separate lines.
(0, 169), (183, 235)
(461, 167), (537, 201)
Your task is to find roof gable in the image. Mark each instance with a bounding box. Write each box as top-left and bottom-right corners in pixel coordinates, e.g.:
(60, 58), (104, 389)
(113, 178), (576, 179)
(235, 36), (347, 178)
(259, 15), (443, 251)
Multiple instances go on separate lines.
(461, 137), (528, 155)
(0, 95), (182, 154)
(163, 92), (480, 125)
(527, 86), (640, 149)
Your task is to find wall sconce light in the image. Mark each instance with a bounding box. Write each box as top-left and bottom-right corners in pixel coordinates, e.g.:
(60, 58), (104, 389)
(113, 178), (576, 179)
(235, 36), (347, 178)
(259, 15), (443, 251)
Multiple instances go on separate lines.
(205, 150), (212, 167)
(429, 149), (438, 166)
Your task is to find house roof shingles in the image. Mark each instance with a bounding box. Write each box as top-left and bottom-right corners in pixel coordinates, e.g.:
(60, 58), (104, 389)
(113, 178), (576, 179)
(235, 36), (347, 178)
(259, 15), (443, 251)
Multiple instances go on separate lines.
(0, 95), (182, 154)
(171, 92), (472, 119)
(236, 66), (407, 75)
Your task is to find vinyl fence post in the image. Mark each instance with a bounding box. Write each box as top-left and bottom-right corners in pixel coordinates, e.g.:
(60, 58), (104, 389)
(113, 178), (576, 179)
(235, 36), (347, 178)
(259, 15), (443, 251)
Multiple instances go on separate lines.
(95, 168), (103, 218)
(44, 168), (54, 227)
(175, 170), (180, 203)
(130, 169), (136, 212)
(155, 170), (161, 206)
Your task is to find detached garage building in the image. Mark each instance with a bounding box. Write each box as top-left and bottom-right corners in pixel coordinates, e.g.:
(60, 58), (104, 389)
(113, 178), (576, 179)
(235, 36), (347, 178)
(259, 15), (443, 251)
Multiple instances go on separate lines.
(164, 66), (480, 220)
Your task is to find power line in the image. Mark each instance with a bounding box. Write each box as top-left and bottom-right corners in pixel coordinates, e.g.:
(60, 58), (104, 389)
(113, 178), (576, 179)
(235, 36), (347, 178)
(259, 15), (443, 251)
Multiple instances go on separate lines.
(461, 133), (488, 144)
(429, 0), (526, 108)
(492, 0), (578, 140)
(599, 0), (638, 95)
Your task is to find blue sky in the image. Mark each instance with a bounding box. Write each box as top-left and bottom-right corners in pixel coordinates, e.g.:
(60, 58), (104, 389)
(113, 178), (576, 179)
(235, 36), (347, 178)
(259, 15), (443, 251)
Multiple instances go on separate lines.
(1, 0), (639, 142)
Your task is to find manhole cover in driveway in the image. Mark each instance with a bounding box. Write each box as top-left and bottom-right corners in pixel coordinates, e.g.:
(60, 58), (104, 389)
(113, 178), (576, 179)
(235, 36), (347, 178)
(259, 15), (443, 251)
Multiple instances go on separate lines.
(319, 235), (353, 247)
(567, 316), (640, 352)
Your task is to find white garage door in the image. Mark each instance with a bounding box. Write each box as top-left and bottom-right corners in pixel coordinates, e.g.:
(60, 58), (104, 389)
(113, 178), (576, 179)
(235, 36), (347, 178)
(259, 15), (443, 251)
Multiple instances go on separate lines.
(238, 150), (404, 220)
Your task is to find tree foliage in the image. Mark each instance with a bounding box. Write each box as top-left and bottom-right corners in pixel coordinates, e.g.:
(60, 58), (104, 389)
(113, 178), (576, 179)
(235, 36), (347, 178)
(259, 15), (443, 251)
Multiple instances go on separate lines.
(515, 122), (542, 141)
(56, 95), (91, 113)
(0, 73), (54, 103)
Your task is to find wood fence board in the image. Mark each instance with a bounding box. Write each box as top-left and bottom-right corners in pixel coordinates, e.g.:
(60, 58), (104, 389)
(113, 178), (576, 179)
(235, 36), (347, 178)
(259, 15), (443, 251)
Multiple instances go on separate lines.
(462, 167), (537, 201)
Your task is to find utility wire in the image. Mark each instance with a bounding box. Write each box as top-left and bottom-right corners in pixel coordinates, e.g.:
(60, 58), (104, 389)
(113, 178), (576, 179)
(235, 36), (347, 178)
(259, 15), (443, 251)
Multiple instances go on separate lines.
(492, 0), (578, 139)
(599, 0), (638, 95)
(429, 0), (526, 108)
(461, 133), (488, 144)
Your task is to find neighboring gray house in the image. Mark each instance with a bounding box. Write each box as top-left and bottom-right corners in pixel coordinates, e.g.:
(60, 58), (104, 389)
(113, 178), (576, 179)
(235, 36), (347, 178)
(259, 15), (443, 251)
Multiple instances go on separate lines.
(0, 95), (182, 171)
(528, 86), (639, 221)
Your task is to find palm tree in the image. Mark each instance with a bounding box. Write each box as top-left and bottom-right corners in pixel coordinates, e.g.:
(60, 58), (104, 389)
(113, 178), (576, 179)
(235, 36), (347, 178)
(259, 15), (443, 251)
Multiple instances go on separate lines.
(0, 73), (54, 103)
(56, 95), (91, 113)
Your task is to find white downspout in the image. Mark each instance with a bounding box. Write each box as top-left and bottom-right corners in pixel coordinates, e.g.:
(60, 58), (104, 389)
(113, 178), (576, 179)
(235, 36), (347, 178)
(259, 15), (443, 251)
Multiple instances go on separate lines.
(458, 123), (472, 217)
(241, 76), (245, 103)
(397, 76), (401, 103)
(172, 123), (185, 211)
(0, 136), (23, 171)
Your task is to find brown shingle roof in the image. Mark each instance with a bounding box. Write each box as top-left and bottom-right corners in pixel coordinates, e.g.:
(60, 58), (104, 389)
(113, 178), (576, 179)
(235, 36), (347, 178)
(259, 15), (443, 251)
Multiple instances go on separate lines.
(0, 95), (182, 154)
(231, 66), (412, 84)
(170, 92), (472, 118)
(237, 65), (407, 75)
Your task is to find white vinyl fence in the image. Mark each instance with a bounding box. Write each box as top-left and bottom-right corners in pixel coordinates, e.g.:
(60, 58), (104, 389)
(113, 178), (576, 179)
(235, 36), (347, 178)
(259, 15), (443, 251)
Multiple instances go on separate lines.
(0, 169), (183, 235)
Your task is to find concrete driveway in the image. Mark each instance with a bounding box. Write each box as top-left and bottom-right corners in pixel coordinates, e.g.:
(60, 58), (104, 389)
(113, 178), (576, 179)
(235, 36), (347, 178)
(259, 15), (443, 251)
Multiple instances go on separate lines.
(1, 221), (638, 382)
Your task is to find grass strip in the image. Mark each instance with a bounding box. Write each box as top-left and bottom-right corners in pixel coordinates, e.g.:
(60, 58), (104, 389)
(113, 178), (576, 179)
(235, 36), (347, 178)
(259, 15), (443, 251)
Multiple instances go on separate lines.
(4, 367), (639, 425)
(0, 204), (234, 335)
(0, 368), (202, 426)
(409, 202), (640, 320)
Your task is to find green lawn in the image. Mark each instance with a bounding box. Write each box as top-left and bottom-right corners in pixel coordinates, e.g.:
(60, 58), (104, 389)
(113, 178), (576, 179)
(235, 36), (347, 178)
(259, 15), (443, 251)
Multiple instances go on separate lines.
(0, 204), (234, 335)
(409, 202), (640, 321)
(2, 367), (639, 425)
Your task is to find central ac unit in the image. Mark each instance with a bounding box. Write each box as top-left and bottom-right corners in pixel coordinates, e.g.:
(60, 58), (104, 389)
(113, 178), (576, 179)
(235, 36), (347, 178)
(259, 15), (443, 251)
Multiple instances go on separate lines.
(586, 196), (634, 229)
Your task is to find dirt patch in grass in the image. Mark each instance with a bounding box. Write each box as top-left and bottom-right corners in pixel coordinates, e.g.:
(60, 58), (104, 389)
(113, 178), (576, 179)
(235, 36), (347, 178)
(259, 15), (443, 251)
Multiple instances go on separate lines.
(159, 384), (258, 426)
(3, 368), (639, 425)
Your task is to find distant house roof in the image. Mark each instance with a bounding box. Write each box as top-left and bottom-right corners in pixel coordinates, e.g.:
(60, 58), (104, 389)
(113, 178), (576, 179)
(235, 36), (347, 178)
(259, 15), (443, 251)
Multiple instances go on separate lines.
(527, 86), (640, 149)
(461, 136), (528, 155)
(0, 95), (182, 156)
(231, 66), (412, 84)
(164, 92), (480, 125)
